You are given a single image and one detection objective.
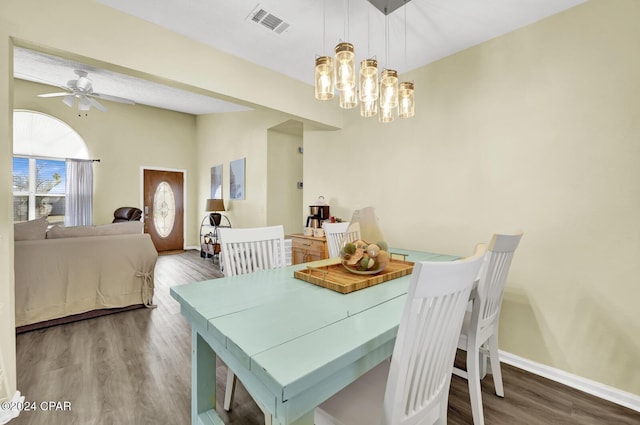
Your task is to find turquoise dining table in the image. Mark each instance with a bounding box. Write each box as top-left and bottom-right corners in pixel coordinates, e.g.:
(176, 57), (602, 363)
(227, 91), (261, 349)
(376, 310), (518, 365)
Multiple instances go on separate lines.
(170, 248), (459, 425)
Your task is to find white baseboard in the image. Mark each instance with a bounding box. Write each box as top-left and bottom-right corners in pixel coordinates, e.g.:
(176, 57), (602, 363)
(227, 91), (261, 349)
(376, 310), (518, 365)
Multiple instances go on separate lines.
(499, 350), (640, 413)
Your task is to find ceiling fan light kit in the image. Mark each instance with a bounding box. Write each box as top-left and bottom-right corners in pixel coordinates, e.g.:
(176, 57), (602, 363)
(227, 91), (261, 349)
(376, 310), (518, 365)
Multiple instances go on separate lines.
(38, 69), (135, 116)
(62, 95), (75, 108)
(313, 0), (415, 123)
(73, 71), (92, 91)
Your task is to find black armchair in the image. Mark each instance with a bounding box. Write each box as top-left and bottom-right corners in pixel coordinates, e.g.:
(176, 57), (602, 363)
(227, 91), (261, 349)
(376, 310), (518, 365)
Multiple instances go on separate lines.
(113, 207), (143, 223)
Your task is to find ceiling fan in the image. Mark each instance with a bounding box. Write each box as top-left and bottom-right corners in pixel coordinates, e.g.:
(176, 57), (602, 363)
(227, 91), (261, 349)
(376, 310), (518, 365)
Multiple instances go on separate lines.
(37, 69), (135, 113)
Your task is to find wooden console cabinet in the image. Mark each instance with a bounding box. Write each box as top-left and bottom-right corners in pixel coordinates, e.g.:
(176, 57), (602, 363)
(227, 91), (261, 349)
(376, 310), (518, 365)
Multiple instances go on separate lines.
(288, 234), (328, 265)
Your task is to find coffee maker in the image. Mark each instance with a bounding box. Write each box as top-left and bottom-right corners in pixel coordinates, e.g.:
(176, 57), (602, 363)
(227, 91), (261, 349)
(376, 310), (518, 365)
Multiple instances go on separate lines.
(306, 196), (330, 229)
(306, 204), (330, 228)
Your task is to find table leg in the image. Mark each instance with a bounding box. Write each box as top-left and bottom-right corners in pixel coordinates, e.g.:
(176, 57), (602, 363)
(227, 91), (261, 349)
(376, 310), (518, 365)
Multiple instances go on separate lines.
(192, 329), (218, 425)
(272, 410), (313, 425)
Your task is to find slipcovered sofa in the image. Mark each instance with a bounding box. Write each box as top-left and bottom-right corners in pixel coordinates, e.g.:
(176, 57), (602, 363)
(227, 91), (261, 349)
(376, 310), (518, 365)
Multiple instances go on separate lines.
(14, 218), (158, 331)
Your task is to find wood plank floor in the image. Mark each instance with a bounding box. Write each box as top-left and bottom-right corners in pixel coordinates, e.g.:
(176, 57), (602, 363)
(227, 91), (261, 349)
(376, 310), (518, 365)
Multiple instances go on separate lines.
(13, 250), (640, 425)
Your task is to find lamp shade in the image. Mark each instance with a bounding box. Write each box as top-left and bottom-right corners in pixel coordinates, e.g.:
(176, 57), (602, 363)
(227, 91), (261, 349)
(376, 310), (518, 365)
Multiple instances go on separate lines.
(78, 97), (91, 111)
(62, 95), (75, 108)
(205, 198), (225, 212)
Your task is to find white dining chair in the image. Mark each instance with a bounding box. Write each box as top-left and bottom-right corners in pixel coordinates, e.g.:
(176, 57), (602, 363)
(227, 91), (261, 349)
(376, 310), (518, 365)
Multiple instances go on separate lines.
(219, 225), (286, 277)
(322, 221), (360, 258)
(452, 231), (523, 425)
(218, 225), (287, 425)
(315, 243), (487, 425)
(322, 222), (349, 258)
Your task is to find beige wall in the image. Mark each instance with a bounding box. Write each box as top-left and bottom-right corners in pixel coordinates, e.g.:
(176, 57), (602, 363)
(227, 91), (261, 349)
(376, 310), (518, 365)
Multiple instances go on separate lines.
(305, 0), (640, 395)
(0, 31), (16, 396)
(195, 110), (297, 229)
(2, 0), (324, 395)
(13, 79), (199, 244)
(1, 0), (639, 403)
(267, 128), (304, 235)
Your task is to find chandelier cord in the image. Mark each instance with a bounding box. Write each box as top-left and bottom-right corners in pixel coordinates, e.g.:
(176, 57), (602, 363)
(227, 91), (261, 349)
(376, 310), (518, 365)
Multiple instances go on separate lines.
(404, 0), (407, 71)
(343, 0), (350, 42)
(367, 8), (370, 57)
(385, 10), (389, 69)
(322, 0), (326, 53)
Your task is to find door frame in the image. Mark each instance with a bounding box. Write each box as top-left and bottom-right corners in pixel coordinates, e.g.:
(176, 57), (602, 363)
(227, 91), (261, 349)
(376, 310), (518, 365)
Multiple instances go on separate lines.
(140, 165), (188, 250)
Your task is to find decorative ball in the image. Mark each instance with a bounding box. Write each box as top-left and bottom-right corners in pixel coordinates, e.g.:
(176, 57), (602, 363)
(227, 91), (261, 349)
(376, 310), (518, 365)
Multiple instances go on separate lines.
(340, 239), (390, 274)
(367, 244), (380, 258)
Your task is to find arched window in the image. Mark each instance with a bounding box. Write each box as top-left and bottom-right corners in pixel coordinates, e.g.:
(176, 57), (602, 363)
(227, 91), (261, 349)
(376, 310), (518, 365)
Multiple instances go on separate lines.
(12, 110), (89, 224)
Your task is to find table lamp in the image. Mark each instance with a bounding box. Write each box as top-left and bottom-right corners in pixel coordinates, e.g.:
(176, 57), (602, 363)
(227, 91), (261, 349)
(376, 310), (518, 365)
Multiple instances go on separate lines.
(205, 198), (225, 226)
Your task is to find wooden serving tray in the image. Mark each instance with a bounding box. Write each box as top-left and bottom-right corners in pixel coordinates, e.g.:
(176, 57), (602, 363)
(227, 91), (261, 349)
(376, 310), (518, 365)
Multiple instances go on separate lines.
(294, 257), (414, 294)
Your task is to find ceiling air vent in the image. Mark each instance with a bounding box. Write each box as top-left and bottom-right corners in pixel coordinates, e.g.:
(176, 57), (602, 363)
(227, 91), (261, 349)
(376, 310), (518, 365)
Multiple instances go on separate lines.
(247, 4), (290, 34)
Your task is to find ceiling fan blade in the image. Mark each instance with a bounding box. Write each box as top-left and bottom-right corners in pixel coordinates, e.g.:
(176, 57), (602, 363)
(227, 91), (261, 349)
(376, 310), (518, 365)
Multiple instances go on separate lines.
(38, 92), (71, 98)
(91, 92), (135, 105)
(32, 69), (131, 113)
(87, 97), (107, 112)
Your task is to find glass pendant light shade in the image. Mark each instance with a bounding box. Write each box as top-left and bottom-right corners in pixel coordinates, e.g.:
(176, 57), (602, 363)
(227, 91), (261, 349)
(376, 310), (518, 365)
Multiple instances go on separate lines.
(360, 97), (378, 117)
(379, 105), (395, 123)
(398, 82), (415, 118)
(339, 86), (358, 109)
(315, 56), (335, 100)
(313, 0), (417, 121)
(359, 59), (378, 102)
(379, 69), (399, 109)
(334, 42), (356, 91)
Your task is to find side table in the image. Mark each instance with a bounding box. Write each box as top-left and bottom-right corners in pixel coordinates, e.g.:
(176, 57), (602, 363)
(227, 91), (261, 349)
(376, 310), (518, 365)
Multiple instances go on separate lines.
(288, 233), (328, 265)
(200, 215), (231, 263)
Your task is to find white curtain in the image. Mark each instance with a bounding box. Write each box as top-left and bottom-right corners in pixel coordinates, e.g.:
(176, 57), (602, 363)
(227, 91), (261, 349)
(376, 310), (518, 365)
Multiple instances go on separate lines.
(65, 159), (93, 226)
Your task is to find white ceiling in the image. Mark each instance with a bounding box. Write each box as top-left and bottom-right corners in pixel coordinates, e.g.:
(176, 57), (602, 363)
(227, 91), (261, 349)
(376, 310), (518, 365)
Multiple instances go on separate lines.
(13, 0), (586, 115)
(13, 47), (251, 115)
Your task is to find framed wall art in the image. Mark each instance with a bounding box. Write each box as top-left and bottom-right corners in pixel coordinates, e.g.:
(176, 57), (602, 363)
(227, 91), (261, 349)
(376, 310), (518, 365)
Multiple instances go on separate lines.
(229, 158), (245, 200)
(210, 164), (222, 198)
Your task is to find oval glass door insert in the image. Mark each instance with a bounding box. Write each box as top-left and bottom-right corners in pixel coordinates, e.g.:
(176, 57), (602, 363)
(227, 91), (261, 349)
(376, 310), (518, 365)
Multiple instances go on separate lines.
(153, 181), (176, 238)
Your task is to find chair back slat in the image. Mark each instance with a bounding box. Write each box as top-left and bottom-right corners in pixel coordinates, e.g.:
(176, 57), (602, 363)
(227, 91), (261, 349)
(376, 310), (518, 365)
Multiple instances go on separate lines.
(476, 232), (523, 331)
(219, 225), (286, 276)
(322, 222), (350, 258)
(383, 244), (486, 425)
(322, 222), (362, 258)
(343, 225), (361, 245)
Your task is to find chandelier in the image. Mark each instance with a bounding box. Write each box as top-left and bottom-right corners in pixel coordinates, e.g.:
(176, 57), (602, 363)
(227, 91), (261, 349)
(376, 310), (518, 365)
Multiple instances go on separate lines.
(314, 0), (415, 123)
